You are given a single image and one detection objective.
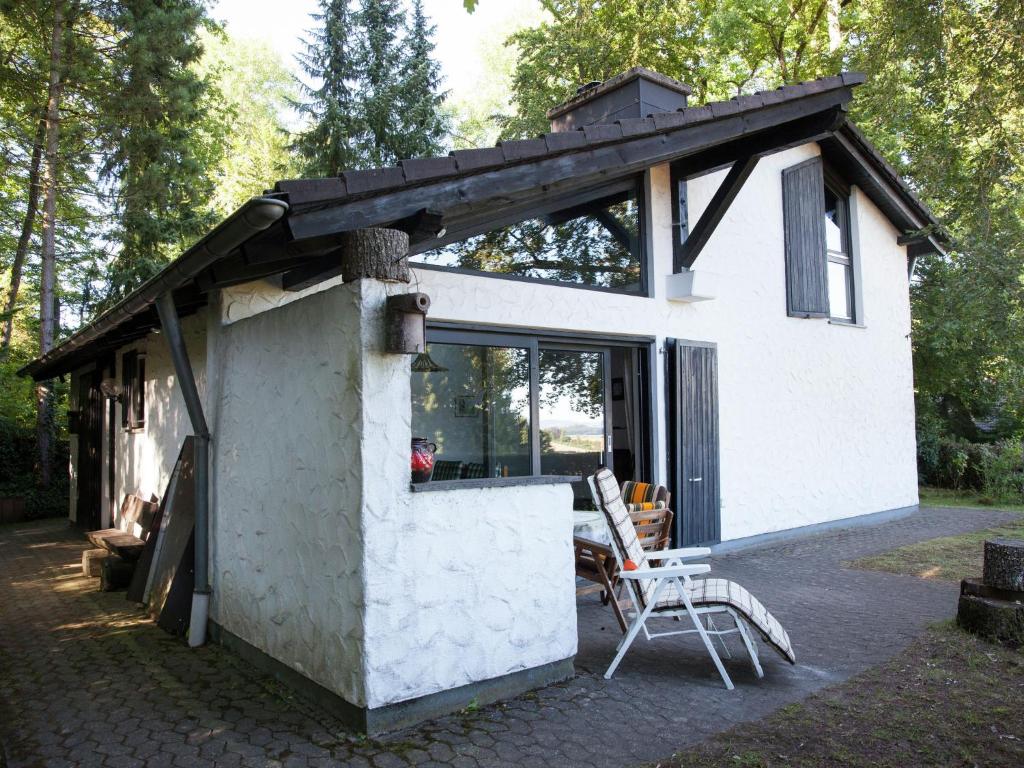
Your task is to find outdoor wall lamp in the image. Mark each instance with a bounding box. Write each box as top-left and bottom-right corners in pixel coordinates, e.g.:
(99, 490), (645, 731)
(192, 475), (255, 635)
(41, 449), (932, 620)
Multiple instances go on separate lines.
(99, 378), (123, 402)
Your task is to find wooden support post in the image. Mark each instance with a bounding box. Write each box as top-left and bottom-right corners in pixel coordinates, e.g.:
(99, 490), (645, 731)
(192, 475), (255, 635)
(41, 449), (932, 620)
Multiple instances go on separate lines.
(676, 155), (759, 271)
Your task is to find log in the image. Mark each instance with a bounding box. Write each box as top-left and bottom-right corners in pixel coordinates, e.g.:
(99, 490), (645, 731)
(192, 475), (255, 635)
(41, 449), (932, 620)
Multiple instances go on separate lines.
(82, 548), (109, 578)
(339, 227), (411, 283)
(100, 557), (135, 592)
(957, 594), (1024, 647)
(983, 538), (1024, 592)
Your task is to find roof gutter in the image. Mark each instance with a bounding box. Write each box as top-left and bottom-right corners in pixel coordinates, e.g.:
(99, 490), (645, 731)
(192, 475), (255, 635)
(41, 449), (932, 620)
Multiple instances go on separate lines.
(20, 196), (289, 381)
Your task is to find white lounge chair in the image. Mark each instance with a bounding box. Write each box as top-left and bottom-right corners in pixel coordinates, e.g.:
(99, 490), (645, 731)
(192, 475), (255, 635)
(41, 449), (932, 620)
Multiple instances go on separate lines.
(588, 468), (796, 689)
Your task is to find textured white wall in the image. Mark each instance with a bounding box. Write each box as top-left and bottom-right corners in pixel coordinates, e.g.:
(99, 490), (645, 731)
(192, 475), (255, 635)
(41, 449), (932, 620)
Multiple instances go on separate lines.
(208, 283), (369, 706)
(206, 278), (578, 710)
(411, 142), (918, 540)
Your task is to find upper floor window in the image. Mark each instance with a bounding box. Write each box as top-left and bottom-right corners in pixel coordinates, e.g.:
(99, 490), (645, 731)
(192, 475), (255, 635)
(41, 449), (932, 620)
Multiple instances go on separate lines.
(782, 157), (858, 324)
(410, 182), (645, 293)
(824, 183), (854, 322)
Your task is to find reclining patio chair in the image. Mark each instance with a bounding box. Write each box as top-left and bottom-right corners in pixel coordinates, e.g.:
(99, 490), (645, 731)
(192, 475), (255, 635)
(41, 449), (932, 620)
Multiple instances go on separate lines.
(588, 468), (796, 689)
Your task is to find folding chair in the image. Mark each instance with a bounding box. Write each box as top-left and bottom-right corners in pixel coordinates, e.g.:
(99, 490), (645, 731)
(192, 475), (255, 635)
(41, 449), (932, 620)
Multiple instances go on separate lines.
(588, 469), (796, 689)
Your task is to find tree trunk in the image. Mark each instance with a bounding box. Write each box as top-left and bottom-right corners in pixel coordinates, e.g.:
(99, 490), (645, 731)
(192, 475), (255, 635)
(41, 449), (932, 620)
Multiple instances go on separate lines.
(827, 0), (843, 53)
(36, 2), (65, 489)
(1, 118), (45, 357)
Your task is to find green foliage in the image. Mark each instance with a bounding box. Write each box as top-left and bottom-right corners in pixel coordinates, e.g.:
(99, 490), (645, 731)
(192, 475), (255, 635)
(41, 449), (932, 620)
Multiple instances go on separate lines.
(294, 0), (448, 173)
(196, 31), (297, 216)
(292, 0), (363, 176)
(98, 0), (220, 303)
(981, 439), (1024, 504)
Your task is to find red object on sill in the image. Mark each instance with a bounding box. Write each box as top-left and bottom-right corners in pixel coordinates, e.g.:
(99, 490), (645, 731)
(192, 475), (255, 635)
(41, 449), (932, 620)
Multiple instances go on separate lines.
(411, 437), (436, 483)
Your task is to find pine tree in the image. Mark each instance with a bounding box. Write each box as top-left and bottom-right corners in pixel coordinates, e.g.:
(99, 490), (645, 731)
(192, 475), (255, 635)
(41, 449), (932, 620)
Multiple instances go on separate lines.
(99, 0), (218, 302)
(292, 0), (362, 176)
(393, 0), (447, 160)
(355, 0), (404, 166)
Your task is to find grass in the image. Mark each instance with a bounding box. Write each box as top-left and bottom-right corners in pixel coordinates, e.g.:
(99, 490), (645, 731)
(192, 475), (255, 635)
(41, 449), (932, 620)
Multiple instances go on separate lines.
(848, 488), (1024, 581)
(650, 624), (1024, 768)
(918, 486), (1024, 513)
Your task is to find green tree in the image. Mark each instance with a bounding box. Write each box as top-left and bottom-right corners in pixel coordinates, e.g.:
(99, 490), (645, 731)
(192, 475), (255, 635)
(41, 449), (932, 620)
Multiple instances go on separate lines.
(197, 31), (296, 215)
(98, 0), (219, 302)
(392, 0), (447, 160)
(355, 0), (405, 166)
(292, 0), (362, 176)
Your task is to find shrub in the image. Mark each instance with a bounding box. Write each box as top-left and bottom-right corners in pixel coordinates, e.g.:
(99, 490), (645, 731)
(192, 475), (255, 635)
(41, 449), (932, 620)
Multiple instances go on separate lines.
(0, 417), (69, 520)
(982, 438), (1024, 503)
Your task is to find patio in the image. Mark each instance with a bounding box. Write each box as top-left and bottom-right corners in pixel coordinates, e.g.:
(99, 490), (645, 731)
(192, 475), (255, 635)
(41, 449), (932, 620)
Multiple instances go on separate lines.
(0, 505), (1016, 768)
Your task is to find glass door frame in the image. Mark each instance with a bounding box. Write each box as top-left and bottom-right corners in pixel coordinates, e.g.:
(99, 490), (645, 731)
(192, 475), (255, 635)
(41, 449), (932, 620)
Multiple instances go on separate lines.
(424, 323), (658, 484)
(537, 342), (614, 476)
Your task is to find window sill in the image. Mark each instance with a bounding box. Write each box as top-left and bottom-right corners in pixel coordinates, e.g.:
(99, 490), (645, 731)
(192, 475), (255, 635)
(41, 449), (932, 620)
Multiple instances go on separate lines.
(829, 319), (865, 328)
(410, 475), (581, 493)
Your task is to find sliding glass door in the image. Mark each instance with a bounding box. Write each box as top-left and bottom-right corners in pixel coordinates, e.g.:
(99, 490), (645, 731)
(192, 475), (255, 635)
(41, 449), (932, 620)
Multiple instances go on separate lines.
(412, 328), (648, 499)
(538, 347), (612, 482)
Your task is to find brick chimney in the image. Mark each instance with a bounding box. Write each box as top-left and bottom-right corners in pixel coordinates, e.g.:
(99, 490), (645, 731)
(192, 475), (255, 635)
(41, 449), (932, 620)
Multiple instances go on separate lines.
(546, 67), (692, 133)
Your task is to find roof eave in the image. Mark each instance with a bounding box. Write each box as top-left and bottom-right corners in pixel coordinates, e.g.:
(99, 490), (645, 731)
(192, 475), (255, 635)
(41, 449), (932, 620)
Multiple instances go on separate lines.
(20, 196), (289, 381)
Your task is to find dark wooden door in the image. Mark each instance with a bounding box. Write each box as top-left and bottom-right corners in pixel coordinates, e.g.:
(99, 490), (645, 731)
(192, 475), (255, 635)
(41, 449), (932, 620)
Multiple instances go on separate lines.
(76, 368), (104, 530)
(667, 339), (721, 546)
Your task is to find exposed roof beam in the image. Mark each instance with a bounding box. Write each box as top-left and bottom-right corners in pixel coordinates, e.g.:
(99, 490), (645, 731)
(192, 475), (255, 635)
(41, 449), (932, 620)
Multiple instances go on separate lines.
(286, 89), (858, 244)
(675, 155), (759, 271)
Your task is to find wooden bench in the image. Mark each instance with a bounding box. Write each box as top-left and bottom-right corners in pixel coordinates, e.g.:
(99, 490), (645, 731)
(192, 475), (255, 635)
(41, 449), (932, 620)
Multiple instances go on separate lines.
(87, 493), (159, 562)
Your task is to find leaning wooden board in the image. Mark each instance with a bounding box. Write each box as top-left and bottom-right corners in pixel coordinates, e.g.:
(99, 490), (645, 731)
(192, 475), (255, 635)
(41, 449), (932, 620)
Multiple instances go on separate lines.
(144, 436), (196, 633)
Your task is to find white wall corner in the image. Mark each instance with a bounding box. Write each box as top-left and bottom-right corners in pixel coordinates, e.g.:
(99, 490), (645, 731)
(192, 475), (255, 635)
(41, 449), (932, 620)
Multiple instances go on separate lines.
(665, 269), (719, 302)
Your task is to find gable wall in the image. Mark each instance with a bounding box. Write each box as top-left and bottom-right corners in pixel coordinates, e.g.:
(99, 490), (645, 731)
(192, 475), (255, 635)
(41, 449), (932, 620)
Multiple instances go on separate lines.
(411, 141), (918, 540)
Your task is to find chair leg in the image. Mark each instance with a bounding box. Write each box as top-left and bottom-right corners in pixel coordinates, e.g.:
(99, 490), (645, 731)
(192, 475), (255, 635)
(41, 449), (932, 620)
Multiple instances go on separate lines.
(679, 582), (734, 690)
(706, 614), (733, 659)
(731, 610), (764, 679)
(605, 578), (666, 679)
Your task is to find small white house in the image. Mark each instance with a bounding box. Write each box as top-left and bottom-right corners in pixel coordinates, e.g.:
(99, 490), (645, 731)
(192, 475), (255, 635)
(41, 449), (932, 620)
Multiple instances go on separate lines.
(22, 68), (944, 732)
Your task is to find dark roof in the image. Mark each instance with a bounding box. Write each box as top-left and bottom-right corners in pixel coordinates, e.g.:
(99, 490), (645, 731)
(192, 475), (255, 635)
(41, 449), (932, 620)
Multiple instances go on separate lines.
(22, 71), (942, 381)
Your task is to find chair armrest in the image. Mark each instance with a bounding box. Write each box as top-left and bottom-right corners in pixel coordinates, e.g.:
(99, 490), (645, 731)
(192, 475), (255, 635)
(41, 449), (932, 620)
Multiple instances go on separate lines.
(573, 536), (614, 556)
(650, 546), (711, 560)
(618, 563), (711, 580)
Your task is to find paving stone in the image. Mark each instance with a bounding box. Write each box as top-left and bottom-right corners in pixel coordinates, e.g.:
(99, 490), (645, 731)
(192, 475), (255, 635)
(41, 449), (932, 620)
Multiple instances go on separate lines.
(0, 509), (1014, 768)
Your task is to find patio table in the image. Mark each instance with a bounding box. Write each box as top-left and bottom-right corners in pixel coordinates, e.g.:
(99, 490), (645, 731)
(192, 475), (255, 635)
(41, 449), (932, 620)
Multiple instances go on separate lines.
(573, 510), (610, 545)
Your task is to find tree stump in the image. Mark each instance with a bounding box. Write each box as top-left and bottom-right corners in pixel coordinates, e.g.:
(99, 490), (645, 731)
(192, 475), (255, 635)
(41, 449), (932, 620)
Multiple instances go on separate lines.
(956, 594), (1024, 647)
(339, 228), (411, 283)
(983, 538), (1024, 592)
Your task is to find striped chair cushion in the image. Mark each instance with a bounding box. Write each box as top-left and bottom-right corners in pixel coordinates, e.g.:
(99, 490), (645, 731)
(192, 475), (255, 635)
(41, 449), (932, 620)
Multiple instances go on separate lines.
(621, 480), (668, 510)
(591, 468), (796, 665)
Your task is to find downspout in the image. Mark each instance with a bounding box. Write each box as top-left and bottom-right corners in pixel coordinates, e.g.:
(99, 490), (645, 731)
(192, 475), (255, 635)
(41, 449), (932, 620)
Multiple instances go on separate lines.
(155, 292), (212, 647)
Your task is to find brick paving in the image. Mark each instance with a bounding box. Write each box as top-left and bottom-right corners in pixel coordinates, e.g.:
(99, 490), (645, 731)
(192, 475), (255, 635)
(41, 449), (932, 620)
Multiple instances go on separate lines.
(0, 506), (1016, 768)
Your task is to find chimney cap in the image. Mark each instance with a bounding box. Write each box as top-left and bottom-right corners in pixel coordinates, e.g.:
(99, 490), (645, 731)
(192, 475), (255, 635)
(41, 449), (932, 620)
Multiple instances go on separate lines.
(547, 67), (693, 121)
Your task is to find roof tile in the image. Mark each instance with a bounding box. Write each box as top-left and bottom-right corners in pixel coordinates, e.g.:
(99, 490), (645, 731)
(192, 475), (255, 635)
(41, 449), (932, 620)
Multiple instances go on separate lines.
(617, 117), (657, 137)
(342, 167), (405, 195)
(542, 131), (588, 152)
(709, 99), (742, 119)
(582, 123), (624, 143)
(274, 177), (347, 204)
(449, 146), (506, 171)
(499, 138), (549, 161)
(400, 156), (458, 182)
(652, 111), (688, 130)
(679, 105), (714, 125)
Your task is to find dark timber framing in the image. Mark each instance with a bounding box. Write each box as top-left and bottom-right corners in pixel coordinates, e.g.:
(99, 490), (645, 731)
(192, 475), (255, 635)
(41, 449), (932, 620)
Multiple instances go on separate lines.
(674, 155), (759, 271)
(21, 71), (948, 383)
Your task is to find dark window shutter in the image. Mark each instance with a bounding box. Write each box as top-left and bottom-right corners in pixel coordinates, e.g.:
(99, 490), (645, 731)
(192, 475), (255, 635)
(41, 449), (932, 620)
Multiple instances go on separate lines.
(120, 351), (133, 428)
(782, 158), (829, 317)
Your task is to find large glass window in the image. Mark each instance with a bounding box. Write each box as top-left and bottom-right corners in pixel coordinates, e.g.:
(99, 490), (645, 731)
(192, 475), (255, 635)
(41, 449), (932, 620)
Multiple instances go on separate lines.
(410, 185), (644, 292)
(824, 184), (855, 322)
(411, 342), (532, 479)
(411, 330), (651, 505)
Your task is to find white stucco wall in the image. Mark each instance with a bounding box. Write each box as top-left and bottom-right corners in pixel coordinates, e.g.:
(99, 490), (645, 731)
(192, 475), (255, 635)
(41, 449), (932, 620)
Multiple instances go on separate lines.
(409, 142), (918, 540)
(206, 278), (577, 710)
